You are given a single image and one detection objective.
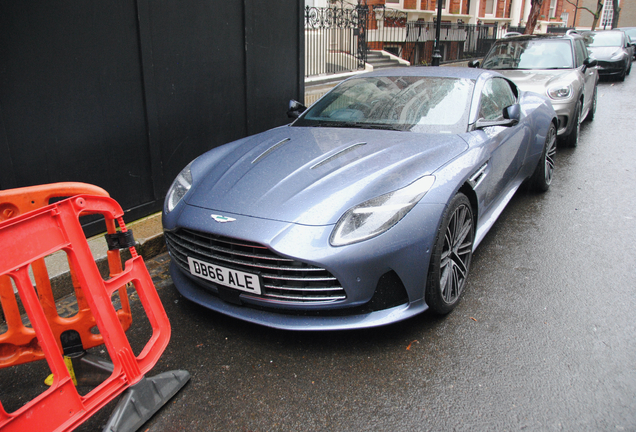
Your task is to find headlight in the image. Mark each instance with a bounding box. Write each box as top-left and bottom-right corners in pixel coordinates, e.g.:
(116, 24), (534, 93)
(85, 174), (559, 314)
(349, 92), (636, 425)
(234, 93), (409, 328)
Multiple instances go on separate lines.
(330, 175), (435, 247)
(165, 161), (193, 213)
(547, 84), (572, 100)
(611, 51), (625, 60)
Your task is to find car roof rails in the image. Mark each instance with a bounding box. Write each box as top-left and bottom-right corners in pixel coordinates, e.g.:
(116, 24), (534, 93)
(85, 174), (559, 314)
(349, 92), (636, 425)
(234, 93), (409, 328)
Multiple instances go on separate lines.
(566, 29), (579, 36)
(503, 32), (522, 38)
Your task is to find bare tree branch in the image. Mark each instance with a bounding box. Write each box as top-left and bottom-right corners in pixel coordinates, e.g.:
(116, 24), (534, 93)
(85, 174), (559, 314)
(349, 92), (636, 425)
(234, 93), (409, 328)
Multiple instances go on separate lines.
(563, 0), (596, 17)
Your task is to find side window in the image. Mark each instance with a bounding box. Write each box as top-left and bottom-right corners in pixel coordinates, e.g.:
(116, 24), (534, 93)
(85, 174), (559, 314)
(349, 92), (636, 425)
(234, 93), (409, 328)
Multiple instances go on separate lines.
(479, 78), (517, 121)
(574, 40), (587, 67)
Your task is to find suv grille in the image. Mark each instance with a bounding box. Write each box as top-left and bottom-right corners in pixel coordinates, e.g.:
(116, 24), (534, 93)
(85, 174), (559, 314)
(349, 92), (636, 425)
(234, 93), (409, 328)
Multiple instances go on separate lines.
(165, 229), (346, 303)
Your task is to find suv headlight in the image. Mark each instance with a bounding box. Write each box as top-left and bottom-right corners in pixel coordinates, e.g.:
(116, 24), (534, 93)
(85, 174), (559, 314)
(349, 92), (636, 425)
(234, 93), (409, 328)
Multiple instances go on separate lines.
(330, 176), (435, 247)
(547, 84), (573, 100)
(165, 161), (193, 213)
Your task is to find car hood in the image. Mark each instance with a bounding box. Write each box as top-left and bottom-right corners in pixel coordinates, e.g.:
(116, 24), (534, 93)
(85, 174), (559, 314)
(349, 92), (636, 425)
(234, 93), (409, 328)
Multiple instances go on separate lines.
(588, 46), (624, 60)
(495, 69), (575, 95)
(186, 126), (468, 226)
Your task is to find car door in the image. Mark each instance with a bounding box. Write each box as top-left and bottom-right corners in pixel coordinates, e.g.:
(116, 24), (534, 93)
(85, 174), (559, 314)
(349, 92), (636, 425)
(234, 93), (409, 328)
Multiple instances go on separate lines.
(575, 38), (597, 114)
(475, 77), (529, 214)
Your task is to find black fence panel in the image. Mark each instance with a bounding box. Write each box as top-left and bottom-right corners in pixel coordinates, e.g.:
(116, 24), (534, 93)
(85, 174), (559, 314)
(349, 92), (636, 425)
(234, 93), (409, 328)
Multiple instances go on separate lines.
(366, 7), (499, 65)
(0, 0), (303, 235)
(547, 26), (573, 34)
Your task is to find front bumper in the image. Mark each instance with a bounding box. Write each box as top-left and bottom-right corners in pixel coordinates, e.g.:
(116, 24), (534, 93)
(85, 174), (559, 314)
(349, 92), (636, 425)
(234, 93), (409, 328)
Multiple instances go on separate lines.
(170, 260), (428, 330)
(163, 201), (445, 330)
(596, 60), (627, 76)
(551, 100), (579, 136)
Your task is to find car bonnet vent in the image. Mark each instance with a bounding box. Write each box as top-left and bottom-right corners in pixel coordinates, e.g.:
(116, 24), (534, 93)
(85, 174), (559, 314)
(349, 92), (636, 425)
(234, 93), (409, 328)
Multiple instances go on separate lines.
(252, 138), (291, 164)
(311, 142), (366, 170)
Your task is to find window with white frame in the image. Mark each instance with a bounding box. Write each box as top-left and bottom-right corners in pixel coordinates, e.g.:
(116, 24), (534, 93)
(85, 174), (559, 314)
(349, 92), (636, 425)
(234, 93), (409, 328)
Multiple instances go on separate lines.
(434, 0), (448, 12)
(549, 0), (557, 19)
(561, 12), (569, 25)
(485, 0), (496, 16)
(601, 0), (617, 28)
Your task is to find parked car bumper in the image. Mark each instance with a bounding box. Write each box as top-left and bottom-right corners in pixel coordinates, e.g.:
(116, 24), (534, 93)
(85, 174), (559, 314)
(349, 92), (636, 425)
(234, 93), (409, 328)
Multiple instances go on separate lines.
(551, 99), (579, 136)
(596, 60), (628, 76)
(163, 202), (446, 330)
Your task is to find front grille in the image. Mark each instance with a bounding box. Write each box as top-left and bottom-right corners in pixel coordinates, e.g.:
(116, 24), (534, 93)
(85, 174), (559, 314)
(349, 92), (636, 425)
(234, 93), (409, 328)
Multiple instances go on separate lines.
(165, 229), (346, 303)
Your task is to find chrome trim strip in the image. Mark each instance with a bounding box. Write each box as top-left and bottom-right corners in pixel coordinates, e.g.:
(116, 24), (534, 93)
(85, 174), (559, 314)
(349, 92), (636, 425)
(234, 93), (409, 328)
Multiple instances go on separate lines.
(310, 142), (366, 170)
(166, 230), (347, 302)
(251, 138), (291, 164)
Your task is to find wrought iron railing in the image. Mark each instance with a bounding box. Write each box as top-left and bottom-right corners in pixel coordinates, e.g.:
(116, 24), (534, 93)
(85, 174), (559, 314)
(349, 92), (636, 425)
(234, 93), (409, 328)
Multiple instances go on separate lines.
(304, 4), (368, 77)
(304, 5), (501, 77)
(369, 7), (499, 65)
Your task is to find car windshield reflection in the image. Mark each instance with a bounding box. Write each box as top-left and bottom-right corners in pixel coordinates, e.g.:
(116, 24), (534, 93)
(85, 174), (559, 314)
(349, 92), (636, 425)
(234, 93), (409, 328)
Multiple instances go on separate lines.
(584, 32), (623, 47)
(294, 76), (475, 134)
(482, 39), (574, 70)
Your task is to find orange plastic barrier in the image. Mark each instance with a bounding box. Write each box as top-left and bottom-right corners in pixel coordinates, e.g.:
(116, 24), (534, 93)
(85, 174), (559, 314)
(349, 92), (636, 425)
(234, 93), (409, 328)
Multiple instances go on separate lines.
(0, 194), (171, 431)
(0, 183), (131, 368)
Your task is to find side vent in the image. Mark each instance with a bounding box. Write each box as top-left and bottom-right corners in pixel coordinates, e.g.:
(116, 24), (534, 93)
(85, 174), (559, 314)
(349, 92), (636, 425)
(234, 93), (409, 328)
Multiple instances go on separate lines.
(468, 162), (488, 189)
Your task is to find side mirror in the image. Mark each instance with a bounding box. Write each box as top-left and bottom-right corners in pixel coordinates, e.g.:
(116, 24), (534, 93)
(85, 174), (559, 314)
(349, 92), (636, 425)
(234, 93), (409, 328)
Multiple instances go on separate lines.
(475, 104), (520, 129)
(503, 103), (521, 122)
(584, 58), (597, 69)
(287, 100), (307, 119)
(468, 60), (480, 68)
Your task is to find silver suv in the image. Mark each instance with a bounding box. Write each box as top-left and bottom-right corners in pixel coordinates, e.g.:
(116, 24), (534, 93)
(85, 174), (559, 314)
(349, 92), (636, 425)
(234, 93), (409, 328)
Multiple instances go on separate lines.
(471, 31), (598, 147)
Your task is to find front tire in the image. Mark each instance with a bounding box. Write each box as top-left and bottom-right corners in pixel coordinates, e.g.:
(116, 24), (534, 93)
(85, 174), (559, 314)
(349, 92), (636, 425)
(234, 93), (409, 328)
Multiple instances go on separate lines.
(562, 101), (580, 148)
(618, 68), (626, 82)
(530, 122), (557, 192)
(584, 86), (596, 122)
(425, 193), (475, 315)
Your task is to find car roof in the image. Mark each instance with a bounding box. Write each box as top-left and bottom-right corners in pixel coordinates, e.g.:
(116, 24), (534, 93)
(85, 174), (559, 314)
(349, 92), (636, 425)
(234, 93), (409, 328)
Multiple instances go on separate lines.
(355, 65), (494, 81)
(583, 29), (624, 33)
(494, 32), (579, 43)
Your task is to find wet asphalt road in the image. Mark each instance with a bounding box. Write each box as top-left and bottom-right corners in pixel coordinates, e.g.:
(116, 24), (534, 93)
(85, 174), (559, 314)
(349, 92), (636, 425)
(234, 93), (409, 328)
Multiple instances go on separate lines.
(4, 75), (635, 431)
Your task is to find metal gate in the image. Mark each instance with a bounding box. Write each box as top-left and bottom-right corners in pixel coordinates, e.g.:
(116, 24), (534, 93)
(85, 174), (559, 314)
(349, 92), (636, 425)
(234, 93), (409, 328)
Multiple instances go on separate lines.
(304, 2), (368, 77)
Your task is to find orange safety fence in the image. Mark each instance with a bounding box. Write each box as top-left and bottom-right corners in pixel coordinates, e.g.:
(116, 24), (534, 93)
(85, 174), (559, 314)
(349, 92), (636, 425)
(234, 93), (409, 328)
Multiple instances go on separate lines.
(0, 183), (132, 368)
(0, 193), (171, 431)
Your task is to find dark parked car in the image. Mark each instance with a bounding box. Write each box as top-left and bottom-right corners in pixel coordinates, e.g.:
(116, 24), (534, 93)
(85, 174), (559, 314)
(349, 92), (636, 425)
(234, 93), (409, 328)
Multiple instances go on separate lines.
(162, 67), (557, 330)
(471, 31), (598, 148)
(616, 27), (636, 59)
(583, 30), (633, 81)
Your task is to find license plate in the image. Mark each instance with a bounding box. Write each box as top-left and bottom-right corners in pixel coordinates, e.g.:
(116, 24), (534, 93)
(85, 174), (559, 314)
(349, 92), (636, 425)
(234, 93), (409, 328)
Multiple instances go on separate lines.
(187, 257), (262, 295)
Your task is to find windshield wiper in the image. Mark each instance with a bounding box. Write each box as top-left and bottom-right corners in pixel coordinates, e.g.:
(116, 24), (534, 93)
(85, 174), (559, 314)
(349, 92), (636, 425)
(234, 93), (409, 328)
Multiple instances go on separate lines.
(310, 121), (404, 131)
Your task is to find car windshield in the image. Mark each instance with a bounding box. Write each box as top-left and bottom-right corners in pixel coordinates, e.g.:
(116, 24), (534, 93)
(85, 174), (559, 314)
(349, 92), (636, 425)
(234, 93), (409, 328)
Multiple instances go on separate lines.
(585, 32), (622, 47)
(293, 76), (474, 134)
(482, 39), (574, 70)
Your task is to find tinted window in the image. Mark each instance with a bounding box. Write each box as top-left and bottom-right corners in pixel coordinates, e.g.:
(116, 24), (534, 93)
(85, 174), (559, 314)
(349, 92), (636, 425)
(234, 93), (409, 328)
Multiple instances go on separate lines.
(574, 39), (587, 67)
(482, 39), (574, 70)
(479, 78), (516, 121)
(295, 76), (475, 134)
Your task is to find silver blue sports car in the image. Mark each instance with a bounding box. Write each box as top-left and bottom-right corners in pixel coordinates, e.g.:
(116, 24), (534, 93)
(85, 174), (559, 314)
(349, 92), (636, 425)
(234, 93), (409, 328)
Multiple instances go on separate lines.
(162, 67), (557, 330)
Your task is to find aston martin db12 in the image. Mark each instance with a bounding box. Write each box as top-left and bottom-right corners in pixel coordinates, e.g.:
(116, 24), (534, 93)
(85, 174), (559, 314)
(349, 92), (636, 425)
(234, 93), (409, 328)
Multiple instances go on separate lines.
(162, 67), (557, 330)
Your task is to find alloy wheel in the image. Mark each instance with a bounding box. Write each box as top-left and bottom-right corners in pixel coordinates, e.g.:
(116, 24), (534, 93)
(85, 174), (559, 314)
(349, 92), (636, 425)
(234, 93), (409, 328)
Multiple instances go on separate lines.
(544, 124), (557, 185)
(439, 203), (474, 304)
